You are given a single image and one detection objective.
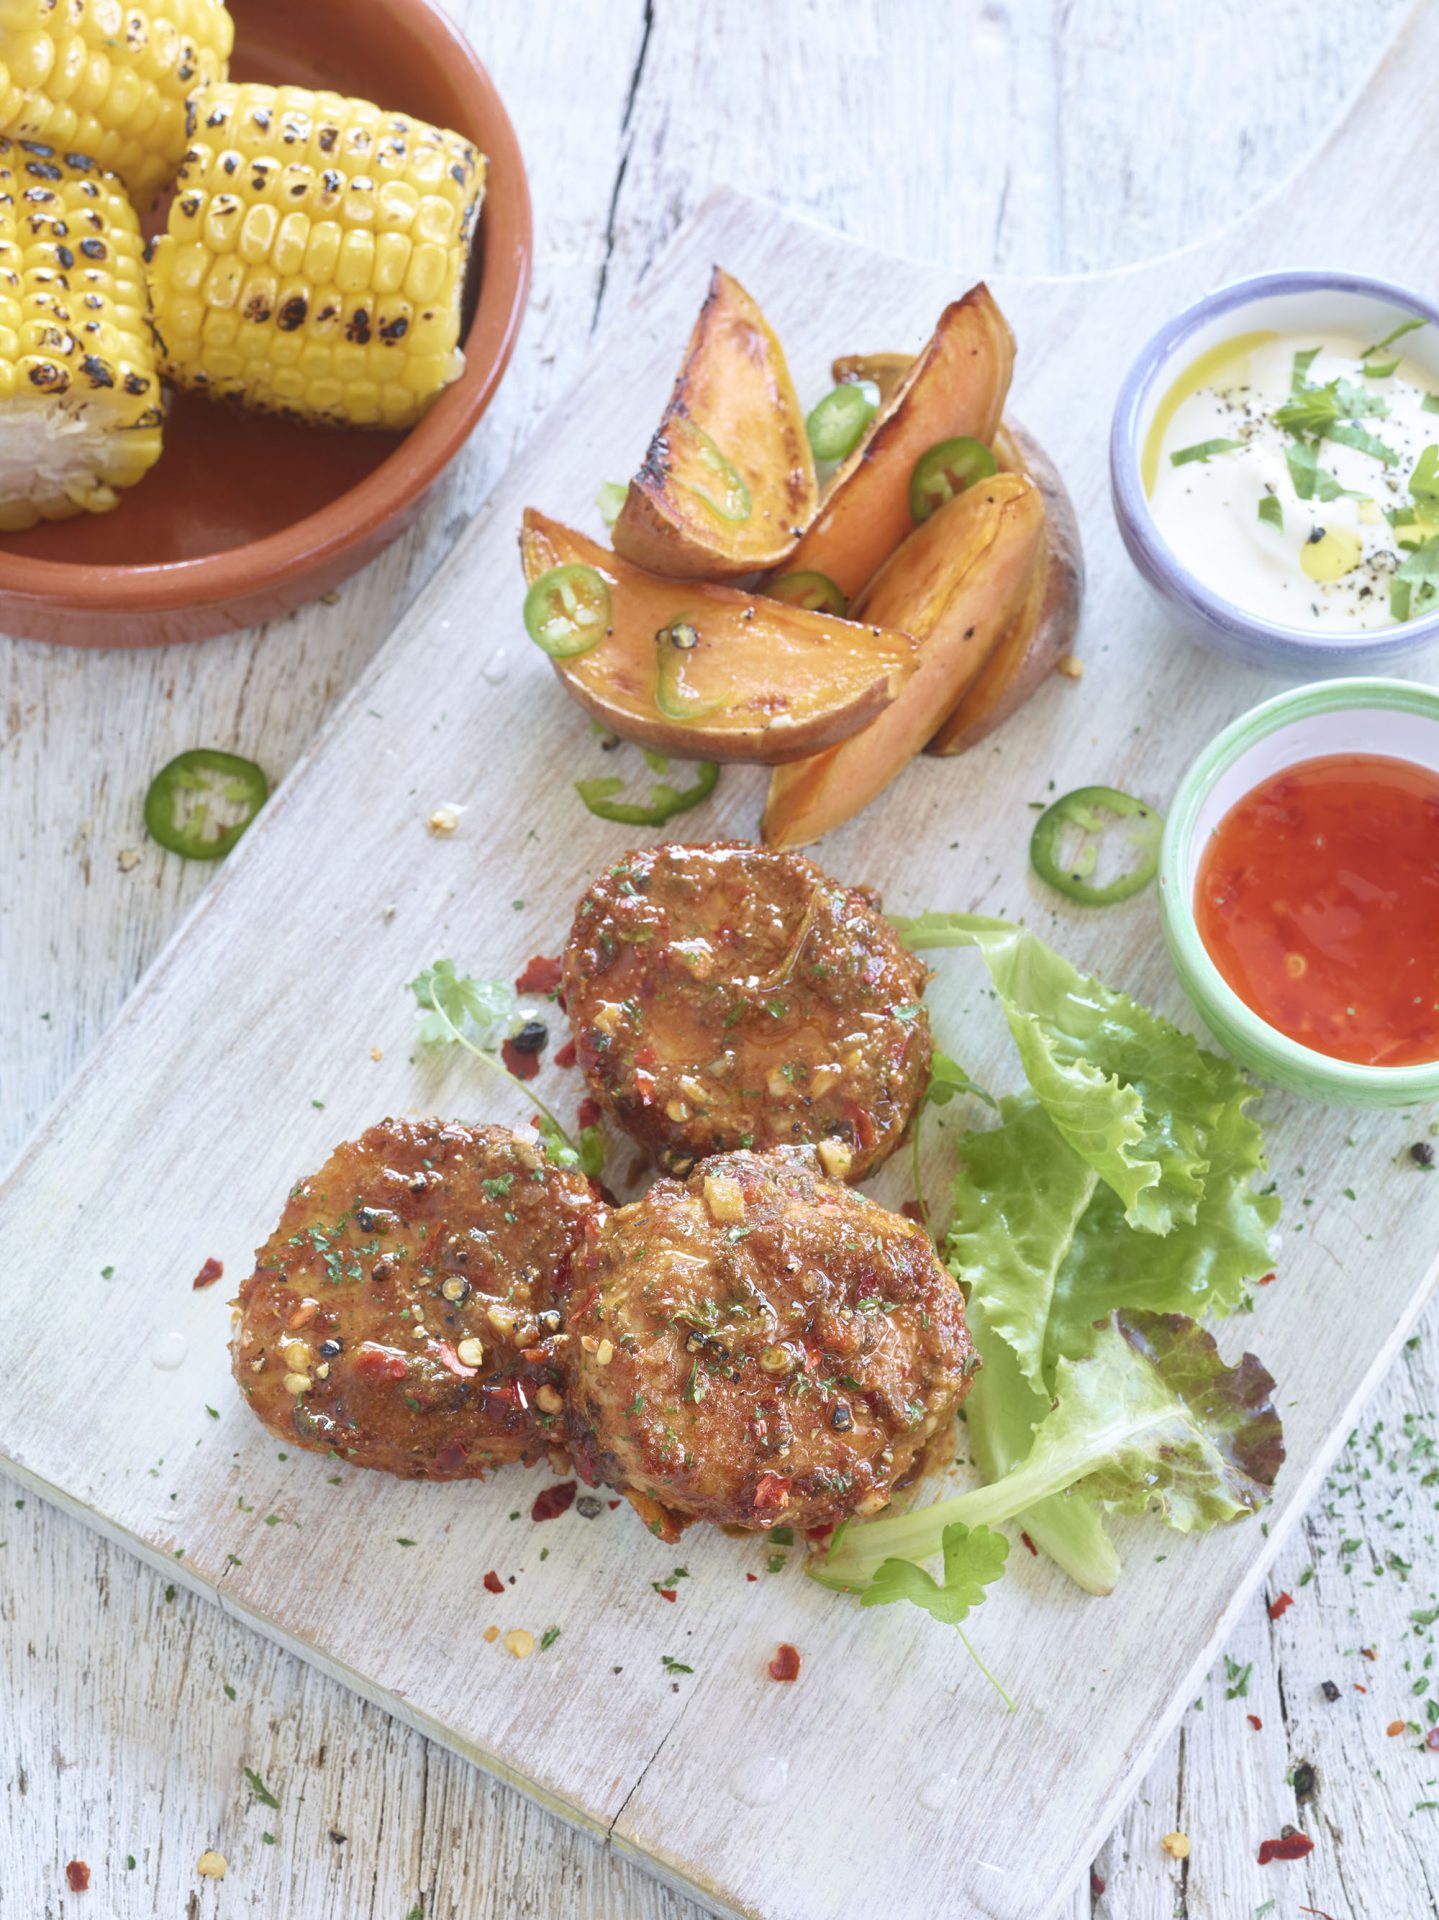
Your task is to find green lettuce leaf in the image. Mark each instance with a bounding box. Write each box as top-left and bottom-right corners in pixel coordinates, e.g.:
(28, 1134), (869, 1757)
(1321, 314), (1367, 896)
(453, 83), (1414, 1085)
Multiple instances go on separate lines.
(813, 1310), (1284, 1591)
(898, 913), (1271, 1240)
(964, 1291), (1122, 1595)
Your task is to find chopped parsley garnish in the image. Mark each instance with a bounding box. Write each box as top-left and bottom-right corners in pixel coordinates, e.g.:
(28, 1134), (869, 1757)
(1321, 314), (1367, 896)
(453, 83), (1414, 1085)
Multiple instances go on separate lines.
(540, 1626), (561, 1651)
(1257, 495), (1283, 530)
(660, 1655), (693, 1674)
(244, 1767), (280, 1809)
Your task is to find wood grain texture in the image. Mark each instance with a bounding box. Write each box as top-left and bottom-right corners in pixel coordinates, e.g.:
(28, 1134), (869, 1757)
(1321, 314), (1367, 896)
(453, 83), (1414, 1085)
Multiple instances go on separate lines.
(1, 4), (1434, 1919)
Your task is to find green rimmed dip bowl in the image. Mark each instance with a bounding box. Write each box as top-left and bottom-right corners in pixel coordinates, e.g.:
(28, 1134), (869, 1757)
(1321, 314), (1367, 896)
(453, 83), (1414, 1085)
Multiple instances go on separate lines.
(1159, 678), (1439, 1107)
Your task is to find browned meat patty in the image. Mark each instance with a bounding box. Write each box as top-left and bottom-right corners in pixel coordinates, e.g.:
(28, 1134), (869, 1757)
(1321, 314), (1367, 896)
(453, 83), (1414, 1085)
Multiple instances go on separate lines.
(562, 841), (931, 1182)
(231, 1119), (600, 1480)
(559, 1147), (976, 1535)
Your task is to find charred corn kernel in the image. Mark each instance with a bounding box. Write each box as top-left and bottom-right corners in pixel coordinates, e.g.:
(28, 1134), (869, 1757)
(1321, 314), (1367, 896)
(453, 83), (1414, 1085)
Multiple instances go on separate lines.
(0, 1), (233, 210)
(0, 138), (163, 531)
(148, 81), (485, 430)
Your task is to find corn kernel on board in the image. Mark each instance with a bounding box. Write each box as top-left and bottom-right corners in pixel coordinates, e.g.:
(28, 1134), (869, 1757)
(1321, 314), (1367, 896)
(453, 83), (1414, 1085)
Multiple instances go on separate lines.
(1, 22), (1437, 1920)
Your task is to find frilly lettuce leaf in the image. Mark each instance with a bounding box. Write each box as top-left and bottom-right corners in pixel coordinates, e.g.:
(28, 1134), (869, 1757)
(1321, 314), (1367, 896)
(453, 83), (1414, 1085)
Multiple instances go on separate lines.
(964, 1289), (1122, 1595)
(897, 913), (1270, 1237)
(813, 1310), (1284, 1591)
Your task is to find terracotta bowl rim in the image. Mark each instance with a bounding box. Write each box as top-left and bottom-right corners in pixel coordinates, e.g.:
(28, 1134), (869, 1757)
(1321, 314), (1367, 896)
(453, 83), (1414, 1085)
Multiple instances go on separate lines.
(0, 0), (531, 614)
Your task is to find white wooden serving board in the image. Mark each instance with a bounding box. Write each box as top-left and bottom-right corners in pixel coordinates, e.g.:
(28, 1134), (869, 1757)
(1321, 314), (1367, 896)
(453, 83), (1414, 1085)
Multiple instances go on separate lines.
(3, 13), (1438, 1917)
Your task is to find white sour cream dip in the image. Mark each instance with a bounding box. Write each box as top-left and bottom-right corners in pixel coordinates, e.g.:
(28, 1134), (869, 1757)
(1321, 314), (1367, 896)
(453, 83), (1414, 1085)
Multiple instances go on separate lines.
(1144, 326), (1439, 631)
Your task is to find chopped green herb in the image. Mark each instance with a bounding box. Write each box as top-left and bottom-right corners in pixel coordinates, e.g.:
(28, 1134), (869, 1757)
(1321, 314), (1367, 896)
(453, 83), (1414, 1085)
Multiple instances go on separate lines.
(244, 1767), (280, 1809)
(660, 1654), (693, 1674)
(1361, 316), (1425, 358)
(540, 1626), (561, 1651)
(1170, 437), (1243, 467)
(1257, 495), (1283, 530)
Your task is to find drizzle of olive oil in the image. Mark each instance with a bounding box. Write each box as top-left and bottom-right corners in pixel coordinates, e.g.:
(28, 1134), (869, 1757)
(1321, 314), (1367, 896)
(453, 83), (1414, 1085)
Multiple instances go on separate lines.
(1300, 523), (1363, 583)
(1141, 330), (1278, 496)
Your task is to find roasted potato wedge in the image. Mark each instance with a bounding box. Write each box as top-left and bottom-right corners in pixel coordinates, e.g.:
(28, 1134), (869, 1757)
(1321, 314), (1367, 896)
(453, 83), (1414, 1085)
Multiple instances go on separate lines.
(926, 418), (1083, 755)
(611, 268), (817, 580)
(520, 510), (918, 764)
(774, 284), (1015, 601)
(762, 472), (1044, 847)
(832, 351), (913, 406)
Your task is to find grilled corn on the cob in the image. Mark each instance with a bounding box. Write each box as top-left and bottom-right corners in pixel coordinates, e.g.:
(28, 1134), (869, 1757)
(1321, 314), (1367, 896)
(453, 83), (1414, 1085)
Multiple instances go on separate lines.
(148, 81), (486, 431)
(0, 0), (233, 211)
(0, 136), (163, 531)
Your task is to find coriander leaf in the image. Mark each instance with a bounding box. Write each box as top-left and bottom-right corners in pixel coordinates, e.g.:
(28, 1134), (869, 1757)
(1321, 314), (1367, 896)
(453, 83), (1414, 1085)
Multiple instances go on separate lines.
(1283, 439), (1356, 503)
(1425, 393), (1439, 415)
(1361, 357), (1400, 379)
(1391, 536), (1439, 623)
(1257, 495), (1283, 530)
(411, 960), (516, 1048)
(1324, 419), (1398, 465)
(861, 1521), (1009, 1624)
(1410, 444), (1439, 502)
(1170, 438), (1243, 467)
(1290, 347), (1322, 391)
(926, 1053), (996, 1110)
(1361, 315), (1425, 357)
(814, 1310), (1284, 1592)
(409, 962), (598, 1175)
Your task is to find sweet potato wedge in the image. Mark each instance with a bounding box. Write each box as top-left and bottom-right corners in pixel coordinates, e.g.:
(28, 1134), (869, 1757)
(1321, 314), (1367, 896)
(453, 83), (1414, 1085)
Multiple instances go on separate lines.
(520, 510), (918, 764)
(926, 417), (1083, 756)
(611, 268), (817, 580)
(773, 285), (1015, 602)
(762, 472), (1045, 848)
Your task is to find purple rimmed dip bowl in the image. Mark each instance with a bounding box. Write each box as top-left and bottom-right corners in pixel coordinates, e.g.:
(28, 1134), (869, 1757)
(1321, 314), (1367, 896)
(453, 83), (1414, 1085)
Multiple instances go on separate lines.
(1110, 269), (1439, 675)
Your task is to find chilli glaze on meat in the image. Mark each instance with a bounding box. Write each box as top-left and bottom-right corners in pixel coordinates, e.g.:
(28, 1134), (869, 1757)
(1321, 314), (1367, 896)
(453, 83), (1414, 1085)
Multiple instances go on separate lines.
(231, 1119), (599, 1480)
(559, 1147), (976, 1537)
(561, 842), (931, 1182)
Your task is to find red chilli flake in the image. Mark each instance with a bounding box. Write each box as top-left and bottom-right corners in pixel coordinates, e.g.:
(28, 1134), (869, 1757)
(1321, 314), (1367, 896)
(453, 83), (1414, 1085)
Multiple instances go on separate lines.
(745, 1572), (758, 1583)
(482, 1570), (504, 1596)
(502, 1038), (542, 1081)
(1267, 1590), (1294, 1620)
(1386, 1720), (1407, 1737)
(607, 1499), (621, 1511)
(1257, 1270), (1277, 1286)
(577, 1096), (602, 1131)
(352, 1348), (408, 1382)
(531, 1481), (576, 1523)
(1258, 1832), (1315, 1865)
(1090, 1871), (1106, 1898)
(768, 1643), (801, 1683)
(515, 954), (562, 996)
(64, 1861), (90, 1892)
(1247, 1713), (1263, 1731)
(1020, 1531), (1038, 1557)
(191, 1256), (224, 1290)
(657, 1588), (678, 1604)
(554, 1039), (577, 1069)
(437, 1340), (478, 1380)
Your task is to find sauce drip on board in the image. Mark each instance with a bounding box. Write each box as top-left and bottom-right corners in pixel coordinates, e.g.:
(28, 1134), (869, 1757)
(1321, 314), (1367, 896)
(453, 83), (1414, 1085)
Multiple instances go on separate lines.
(1195, 752), (1439, 1067)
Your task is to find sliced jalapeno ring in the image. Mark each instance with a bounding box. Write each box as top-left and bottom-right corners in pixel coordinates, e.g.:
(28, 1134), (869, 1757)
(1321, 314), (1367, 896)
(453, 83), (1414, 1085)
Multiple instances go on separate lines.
(909, 435), (998, 524)
(576, 759), (721, 827)
(805, 382), (878, 463)
(766, 570), (849, 617)
(143, 748), (269, 861)
(673, 418), (752, 523)
(655, 618), (727, 722)
(1029, 785), (1164, 906)
(524, 563), (612, 658)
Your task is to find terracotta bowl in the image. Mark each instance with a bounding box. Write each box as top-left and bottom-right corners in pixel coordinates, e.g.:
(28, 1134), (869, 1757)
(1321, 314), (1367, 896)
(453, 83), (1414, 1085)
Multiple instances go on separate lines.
(0, 0), (531, 649)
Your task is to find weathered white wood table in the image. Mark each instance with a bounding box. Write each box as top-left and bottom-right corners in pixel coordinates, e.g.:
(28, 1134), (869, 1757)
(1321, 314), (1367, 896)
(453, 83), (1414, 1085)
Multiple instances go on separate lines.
(2, 4), (1435, 1917)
